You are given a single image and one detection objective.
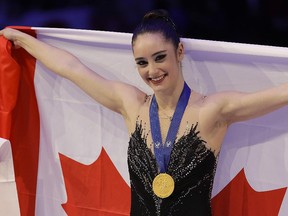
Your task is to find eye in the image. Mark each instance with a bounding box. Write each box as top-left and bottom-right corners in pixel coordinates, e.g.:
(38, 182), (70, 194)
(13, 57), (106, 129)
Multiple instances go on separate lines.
(155, 54), (166, 62)
(136, 60), (148, 67)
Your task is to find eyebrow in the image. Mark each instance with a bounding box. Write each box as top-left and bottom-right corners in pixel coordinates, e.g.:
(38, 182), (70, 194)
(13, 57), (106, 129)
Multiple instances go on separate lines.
(135, 50), (167, 61)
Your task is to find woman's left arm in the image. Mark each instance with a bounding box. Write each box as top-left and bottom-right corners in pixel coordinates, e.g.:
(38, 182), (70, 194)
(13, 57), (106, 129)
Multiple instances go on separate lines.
(218, 83), (288, 125)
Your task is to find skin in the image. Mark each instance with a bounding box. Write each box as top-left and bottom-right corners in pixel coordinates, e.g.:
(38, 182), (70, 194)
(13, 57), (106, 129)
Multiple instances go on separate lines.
(1, 28), (288, 156)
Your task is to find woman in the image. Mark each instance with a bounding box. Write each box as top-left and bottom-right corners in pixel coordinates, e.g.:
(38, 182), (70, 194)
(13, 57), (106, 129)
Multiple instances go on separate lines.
(1, 9), (288, 216)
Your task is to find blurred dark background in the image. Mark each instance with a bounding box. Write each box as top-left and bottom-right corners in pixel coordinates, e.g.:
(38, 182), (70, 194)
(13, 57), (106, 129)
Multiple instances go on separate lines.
(1, 0), (288, 47)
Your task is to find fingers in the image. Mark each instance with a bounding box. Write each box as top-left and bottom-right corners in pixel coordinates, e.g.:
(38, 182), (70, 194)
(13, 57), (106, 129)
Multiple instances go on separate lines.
(0, 28), (9, 38)
(0, 28), (22, 49)
(0, 28), (14, 40)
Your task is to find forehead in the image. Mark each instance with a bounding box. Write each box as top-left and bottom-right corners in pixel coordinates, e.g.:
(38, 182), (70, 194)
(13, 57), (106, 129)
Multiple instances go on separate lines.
(133, 32), (174, 57)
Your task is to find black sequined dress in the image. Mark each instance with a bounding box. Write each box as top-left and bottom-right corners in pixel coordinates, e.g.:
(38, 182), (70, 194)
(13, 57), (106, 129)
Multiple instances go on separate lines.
(128, 122), (217, 216)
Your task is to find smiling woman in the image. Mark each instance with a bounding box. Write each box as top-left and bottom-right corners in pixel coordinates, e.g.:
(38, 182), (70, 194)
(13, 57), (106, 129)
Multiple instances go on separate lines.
(128, 10), (217, 215)
(1, 8), (288, 216)
(133, 33), (184, 94)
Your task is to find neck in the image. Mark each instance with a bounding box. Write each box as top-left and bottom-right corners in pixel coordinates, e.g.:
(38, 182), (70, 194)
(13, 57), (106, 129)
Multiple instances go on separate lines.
(154, 81), (185, 113)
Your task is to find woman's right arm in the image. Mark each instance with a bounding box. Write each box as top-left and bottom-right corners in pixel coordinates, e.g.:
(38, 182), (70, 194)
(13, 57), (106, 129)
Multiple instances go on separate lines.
(0, 28), (144, 116)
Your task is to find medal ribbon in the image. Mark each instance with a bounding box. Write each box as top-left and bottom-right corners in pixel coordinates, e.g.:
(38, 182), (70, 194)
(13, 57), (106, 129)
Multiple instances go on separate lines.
(150, 82), (191, 173)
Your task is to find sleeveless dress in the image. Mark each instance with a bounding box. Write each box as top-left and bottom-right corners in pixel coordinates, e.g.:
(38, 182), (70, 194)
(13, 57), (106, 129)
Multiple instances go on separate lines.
(128, 121), (217, 216)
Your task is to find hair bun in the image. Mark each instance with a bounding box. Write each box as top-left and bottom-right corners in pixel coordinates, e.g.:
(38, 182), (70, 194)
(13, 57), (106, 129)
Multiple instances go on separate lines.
(142, 9), (176, 31)
(143, 9), (169, 21)
(131, 9), (180, 48)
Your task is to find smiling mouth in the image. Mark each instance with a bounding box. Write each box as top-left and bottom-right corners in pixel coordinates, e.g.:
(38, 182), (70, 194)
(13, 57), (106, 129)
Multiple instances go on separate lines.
(149, 74), (167, 84)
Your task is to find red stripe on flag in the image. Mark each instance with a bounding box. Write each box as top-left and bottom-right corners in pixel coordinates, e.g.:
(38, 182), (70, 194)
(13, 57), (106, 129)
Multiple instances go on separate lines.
(0, 26), (40, 216)
(0, 36), (20, 138)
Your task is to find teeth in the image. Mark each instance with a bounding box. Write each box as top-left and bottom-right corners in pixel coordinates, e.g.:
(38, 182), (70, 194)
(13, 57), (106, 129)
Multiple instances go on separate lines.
(151, 75), (165, 81)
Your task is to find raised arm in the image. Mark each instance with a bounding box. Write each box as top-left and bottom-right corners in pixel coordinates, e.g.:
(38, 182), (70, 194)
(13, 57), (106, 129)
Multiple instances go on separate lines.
(214, 83), (288, 125)
(0, 28), (144, 117)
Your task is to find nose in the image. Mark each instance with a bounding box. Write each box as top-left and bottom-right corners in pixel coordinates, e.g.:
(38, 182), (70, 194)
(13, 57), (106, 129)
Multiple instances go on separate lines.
(148, 62), (158, 75)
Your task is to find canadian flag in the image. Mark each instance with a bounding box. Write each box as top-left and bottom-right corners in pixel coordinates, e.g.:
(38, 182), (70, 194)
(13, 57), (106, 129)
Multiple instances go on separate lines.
(0, 27), (288, 216)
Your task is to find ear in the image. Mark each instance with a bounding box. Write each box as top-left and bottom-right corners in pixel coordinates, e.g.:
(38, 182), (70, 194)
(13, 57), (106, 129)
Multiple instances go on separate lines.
(177, 42), (184, 61)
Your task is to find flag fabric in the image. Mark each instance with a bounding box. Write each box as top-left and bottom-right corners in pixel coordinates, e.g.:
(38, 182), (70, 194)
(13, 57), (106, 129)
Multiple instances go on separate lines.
(0, 26), (288, 216)
(0, 138), (20, 216)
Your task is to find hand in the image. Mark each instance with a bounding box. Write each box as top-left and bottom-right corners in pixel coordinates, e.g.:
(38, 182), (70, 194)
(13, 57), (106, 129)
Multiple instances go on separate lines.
(0, 28), (16, 40)
(0, 28), (22, 48)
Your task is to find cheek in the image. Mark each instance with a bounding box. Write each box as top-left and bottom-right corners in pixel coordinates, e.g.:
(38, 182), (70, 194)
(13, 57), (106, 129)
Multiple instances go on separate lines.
(138, 69), (152, 86)
(137, 68), (147, 80)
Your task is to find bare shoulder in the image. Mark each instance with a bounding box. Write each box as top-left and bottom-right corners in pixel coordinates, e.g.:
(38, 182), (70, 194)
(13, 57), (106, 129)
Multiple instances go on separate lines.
(193, 90), (236, 122)
(195, 90), (242, 112)
(117, 83), (149, 131)
(187, 91), (231, 154)
(196, 91), (232, 123)
(191, 91), (223, 110)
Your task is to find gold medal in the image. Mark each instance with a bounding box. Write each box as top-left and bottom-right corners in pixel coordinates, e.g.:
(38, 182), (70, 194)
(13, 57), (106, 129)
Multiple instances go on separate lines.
(152, 173), (175, 198)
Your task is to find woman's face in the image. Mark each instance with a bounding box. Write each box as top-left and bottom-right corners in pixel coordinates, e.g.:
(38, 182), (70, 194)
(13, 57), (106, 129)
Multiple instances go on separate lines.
(133, 32), (184, 94)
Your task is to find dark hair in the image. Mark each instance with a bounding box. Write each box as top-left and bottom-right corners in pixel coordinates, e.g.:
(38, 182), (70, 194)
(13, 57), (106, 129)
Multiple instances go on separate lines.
(131, 9), (180, 50)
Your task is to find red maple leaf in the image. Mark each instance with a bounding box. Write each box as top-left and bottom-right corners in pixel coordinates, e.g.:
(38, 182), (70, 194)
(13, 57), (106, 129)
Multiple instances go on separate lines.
(60, 148), (131, 216)
(211, 168), (287, 216)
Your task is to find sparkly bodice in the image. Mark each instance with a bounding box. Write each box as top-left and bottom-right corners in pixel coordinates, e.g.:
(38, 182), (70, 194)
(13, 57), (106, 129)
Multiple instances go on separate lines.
(128, 122), (217, 216)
